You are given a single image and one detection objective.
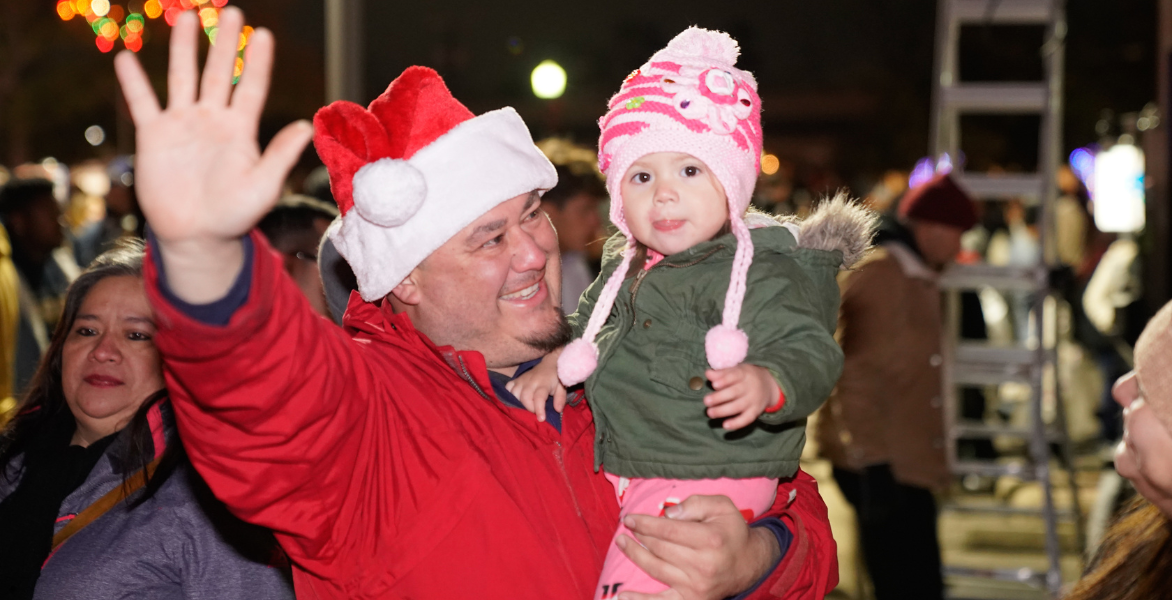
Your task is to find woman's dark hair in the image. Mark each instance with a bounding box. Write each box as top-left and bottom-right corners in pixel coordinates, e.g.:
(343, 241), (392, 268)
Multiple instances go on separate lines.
(1066, 496), (1172, 599)
(0, 239), (180, 503)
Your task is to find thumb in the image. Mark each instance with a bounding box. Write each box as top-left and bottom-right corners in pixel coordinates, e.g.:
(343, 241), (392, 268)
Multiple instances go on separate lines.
(254, 120), (313, 192)
(554, 386), (567, 413)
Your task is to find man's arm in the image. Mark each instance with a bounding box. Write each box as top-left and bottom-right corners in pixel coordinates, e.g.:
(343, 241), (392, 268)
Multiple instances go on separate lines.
(117, 9), (376, 573)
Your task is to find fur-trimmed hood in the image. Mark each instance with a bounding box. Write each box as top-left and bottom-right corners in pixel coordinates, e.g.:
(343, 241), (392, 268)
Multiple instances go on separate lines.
(745, 192), (877, 270)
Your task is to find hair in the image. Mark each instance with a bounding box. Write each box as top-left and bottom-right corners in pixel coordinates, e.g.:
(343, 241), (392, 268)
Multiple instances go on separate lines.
(1066, 496), (1172, 599)
(542, 164), (607, 210)
(257, 194), (339, 252)
(0, 239), (180, 504)
(0, 178), (55, 219)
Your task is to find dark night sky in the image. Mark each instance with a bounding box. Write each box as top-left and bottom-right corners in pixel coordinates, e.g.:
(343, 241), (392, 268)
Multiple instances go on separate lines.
(2, 0), (1157, 194)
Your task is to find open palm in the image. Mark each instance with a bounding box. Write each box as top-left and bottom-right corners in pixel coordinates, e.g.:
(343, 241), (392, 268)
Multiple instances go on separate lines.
(114, 8), (311, 245)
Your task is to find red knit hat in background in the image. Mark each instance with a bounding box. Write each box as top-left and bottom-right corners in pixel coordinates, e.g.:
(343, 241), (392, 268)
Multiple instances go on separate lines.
(898, 173), (978, 231)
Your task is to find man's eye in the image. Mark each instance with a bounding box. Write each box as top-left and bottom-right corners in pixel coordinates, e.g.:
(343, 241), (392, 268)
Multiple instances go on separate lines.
(524, 209), (541, 221)
(128, 331), (153, 341)
(483, 235), (504, 248)
(75, 327), (97, 337)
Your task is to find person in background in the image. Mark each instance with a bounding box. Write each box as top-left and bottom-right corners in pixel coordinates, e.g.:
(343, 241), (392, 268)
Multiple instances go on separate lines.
(0, 224), (20, 423)
(539, 163), (604, 314)
(74, 157), (145, 269)
(816, 173), (978, 600)
(0, 178), (79, 395)
(257, 195), (339, 318)
(0, 242), (294, 600)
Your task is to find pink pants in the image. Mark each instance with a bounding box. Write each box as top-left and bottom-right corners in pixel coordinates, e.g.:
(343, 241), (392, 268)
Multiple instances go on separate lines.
(595, 473), (779, 599)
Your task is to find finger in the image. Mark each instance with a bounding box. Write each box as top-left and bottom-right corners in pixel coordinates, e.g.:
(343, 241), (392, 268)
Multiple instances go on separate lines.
(167, 10), (200, 108)
(706, 368), (743, 390)
(722, 410), (759, 430)
(114, 52), (161, 124)
(704, 384), (743, 407)
(554, 386), (567, 414)
(535, 391), (546, 422)
(662, 494), (736, 522)
(616, 534), (687, 589)
(253, 119), (313, 194)
(199, 6), (245, 106)
(625, 514), (707, 550)
(706, 397), (749, 419)
(231, 26), (274, 129)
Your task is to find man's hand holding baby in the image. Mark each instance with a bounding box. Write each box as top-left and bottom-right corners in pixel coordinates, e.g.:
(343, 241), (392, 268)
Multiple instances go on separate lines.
(507, 350), (567, 422)
(704, 365), (783, 430)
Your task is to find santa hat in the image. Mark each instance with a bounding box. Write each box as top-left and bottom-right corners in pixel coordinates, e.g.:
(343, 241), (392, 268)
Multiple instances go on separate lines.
(559, 27), (764, 386)
(313, 66), (557, 302)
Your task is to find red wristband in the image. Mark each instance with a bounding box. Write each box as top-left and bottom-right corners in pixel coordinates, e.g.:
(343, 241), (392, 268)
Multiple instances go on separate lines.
(764, 386), (785, 413)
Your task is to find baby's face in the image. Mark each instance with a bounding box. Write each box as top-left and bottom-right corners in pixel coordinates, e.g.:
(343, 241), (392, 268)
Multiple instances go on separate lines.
(620, 152), (729, 256)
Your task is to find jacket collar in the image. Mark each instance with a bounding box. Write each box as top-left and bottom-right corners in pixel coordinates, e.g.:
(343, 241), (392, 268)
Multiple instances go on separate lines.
(646, 225), (800, 268)
(883, 241), (938, 282)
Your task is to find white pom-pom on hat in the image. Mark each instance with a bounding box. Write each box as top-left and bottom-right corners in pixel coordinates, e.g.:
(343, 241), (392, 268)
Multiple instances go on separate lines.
(665, 27), (740, 65)
(351, 157), (428, 227)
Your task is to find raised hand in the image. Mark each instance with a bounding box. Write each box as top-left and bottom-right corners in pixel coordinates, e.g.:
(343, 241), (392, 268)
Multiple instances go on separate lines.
(113, 8), (312, 302)
(703, 364), (783, 430)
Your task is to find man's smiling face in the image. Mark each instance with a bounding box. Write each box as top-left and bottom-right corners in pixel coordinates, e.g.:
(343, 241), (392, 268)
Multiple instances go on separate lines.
(392, 191), (569, 372)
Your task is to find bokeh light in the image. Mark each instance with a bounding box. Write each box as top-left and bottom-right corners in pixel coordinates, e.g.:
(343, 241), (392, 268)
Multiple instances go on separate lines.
(199, 6), (218, 28)
(908, 157), (936, 189)
(95, 35), (115, 52)
(234, 57), (244, 78)
(143, 0), (162, 18)
(91, 0), (110, 16)
(84, 125), (106, 146)
(76, 0), (92, 16)
(761, 154), (780, 176)
(531, 60), (567, 100)
(57, 1), (76, 20)
(107, 4), (124, 21)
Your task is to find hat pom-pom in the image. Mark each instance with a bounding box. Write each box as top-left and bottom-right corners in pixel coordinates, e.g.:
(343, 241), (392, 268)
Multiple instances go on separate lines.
(706, 324), (749, 370)
(666, 27), (740, 65)
(558, 338), (599, 386)
(352, 158), (427, 227)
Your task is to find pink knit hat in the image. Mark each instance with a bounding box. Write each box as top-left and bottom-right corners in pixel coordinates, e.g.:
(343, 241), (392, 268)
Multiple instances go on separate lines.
(559, 27), (763, 386)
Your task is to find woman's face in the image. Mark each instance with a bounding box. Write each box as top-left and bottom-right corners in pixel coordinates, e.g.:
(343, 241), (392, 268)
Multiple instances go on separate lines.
(1114, 371), (1172, 516)
(61, 275), (164, 446)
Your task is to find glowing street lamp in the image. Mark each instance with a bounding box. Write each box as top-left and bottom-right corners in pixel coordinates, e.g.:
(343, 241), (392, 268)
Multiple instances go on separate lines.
(531, 60), (566, 100)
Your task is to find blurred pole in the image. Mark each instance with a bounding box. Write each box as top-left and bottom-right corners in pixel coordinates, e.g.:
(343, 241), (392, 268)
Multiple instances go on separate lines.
(1150, 0), (1172, 313)
(325, 0), (363, 103)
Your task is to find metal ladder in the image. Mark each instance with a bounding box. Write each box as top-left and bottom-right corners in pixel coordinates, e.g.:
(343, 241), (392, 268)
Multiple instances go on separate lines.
(928, 1), (1082, 597)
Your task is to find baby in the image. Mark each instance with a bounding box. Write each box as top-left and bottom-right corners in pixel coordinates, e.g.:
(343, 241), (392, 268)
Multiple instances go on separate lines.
(509, 27), (872, 598)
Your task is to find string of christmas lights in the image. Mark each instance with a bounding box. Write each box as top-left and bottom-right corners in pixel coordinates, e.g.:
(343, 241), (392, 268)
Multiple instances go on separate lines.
(57, 0), (252, 71)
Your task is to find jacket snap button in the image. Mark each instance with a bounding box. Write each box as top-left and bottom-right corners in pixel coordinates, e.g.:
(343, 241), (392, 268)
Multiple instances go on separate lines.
(643, 319), (652, 329)
(688, 376), (704, 391)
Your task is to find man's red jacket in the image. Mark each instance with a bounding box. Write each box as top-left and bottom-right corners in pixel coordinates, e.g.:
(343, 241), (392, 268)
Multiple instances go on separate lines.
(144, 231), (838, 599)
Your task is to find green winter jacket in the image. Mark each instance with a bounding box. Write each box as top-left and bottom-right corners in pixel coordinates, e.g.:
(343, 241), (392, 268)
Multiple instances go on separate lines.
(569, 225), (844, 480)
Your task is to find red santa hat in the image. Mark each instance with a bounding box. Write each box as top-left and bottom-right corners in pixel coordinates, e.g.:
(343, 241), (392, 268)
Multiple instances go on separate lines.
(313, 66), (557, 301)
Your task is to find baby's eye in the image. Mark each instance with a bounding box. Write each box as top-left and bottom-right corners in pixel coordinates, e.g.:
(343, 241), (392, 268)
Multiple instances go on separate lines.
(631, 172), (651, 184)
(682, 166), (701, 177)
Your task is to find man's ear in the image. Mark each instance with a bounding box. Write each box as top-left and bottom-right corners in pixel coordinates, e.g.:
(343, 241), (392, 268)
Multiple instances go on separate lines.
(388, 269), (423, 306)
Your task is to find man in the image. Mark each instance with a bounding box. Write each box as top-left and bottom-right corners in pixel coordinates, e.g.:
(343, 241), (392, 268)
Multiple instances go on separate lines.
(816, 173), (977, 600)
(0, 178), (77, 393)
(257, 195), (338, 318)
(113, 9), (836, 599)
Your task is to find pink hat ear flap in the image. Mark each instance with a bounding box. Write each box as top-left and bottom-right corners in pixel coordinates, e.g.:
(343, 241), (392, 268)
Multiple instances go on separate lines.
(706, 218), (753, 369)
(558, 243), (637, 386)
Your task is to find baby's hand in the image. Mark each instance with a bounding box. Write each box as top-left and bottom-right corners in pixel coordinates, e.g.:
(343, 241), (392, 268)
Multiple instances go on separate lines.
(505, 351), (567, 422)
(703, 364), (783, 430)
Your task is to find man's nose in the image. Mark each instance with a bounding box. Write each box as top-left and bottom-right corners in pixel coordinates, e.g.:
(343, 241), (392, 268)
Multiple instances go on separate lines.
(1114, 371), (1141, 408)
(512, 228), (548, 272)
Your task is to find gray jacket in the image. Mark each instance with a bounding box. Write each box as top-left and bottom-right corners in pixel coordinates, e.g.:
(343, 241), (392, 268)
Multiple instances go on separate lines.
(0, 401), (295, 600)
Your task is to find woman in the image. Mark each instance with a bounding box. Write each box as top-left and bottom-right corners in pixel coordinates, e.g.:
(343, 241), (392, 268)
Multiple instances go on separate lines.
(0, 241), (294, 600)
(1067, 302), (1172, 599)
